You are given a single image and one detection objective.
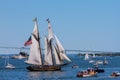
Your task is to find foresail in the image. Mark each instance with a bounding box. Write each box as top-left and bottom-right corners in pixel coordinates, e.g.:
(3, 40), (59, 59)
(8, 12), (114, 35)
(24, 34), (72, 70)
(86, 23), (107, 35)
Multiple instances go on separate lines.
(54, 35), (71, 62)
(27, 18), (42, 65)
(59, 53), (71, 62)
(53, 46), (63, 65)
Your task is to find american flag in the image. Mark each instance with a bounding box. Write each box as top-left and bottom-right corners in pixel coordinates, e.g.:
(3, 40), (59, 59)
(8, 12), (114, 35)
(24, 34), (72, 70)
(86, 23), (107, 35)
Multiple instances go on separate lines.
(24, 36), (32, 46)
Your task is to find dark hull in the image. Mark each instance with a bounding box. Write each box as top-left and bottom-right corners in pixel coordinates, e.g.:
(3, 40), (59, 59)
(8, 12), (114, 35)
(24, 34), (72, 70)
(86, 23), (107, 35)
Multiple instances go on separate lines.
(111, 72), (120, 77)
(94, 69), (104, 73)
(26, 65), (61, 71)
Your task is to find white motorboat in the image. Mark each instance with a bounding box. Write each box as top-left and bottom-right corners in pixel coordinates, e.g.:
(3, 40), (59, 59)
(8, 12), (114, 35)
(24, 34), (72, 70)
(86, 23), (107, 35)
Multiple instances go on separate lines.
(89, 60), (95, 63)
(12, 54), (26, 59)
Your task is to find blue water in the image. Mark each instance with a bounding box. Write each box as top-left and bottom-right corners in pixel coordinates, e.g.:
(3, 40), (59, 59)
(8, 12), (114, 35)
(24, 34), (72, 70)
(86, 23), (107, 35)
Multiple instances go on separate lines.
(0, 54), (120, 80)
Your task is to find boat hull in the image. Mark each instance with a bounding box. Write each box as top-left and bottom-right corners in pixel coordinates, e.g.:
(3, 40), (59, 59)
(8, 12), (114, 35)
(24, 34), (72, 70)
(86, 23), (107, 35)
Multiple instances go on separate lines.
(26, 65), (61, 71)
(77, 74), (97, 77)
(94, 69), (104, 73)
(76, 70), (97, 78)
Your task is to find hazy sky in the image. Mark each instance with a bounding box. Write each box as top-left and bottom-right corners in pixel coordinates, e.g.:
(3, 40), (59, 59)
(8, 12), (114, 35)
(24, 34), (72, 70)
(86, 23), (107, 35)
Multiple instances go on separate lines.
(0, 0), (120, 54)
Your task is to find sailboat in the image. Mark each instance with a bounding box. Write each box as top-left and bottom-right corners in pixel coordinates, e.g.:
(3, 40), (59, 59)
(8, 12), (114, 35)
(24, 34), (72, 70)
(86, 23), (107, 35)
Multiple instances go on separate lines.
(84, 53), (89, 60)
(5, 56), (15, 69)
(25, 18), (71, 71)
(92, 53), (96, 58)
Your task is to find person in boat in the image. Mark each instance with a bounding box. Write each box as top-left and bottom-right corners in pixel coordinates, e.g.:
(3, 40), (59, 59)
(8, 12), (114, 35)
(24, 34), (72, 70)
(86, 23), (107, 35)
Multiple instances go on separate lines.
(111, 72), (118, 77)
(76, 71), (89, 77)
(77, 69), (96, 77)
(87, 68), (96, 75)
(76, 71), (83, 77)
(76, 70), (97, 77)
(83, 71), (88, 75)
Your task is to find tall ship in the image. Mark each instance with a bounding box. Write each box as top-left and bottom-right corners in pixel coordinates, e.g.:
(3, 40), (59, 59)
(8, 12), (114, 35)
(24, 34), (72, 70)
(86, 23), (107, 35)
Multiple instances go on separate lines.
(25, 18), (71, 71)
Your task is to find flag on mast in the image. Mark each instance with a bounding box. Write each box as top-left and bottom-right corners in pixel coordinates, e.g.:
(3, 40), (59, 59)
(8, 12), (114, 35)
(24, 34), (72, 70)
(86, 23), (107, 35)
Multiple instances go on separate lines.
(24, 36), (32, 46)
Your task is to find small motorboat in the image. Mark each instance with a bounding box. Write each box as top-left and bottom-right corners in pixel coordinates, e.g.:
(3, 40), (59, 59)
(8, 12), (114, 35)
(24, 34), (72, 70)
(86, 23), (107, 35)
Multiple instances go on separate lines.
(72, 65), (79, 68)
(12, 54), (26, 59)
(103, 60), (108, 65)
(89, 60), (95, 63)
(96, 60), (103, 64)
(111, 72), (120, 77)
(11, 52), (27, 59)
(76, 69), (97, 77)
(5, 63), (15, 69)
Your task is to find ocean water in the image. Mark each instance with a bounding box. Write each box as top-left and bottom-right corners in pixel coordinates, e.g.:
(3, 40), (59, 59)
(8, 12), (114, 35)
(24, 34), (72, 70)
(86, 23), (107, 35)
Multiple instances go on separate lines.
(0, 54), (120, 80)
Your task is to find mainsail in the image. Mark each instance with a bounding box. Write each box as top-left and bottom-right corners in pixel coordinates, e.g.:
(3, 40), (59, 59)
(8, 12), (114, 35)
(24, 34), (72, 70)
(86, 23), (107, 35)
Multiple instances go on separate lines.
(26, 18), (42, 65)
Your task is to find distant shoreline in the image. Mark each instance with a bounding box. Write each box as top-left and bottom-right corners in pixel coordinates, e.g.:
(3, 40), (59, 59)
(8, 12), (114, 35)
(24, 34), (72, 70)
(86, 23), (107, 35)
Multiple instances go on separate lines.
(78, 52), (120, 56)
(0, 52), (120, 57)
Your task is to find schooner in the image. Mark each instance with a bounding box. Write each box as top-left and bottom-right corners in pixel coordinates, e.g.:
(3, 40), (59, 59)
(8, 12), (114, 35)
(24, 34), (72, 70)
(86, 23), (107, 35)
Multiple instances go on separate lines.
(25, 18), (71, 71)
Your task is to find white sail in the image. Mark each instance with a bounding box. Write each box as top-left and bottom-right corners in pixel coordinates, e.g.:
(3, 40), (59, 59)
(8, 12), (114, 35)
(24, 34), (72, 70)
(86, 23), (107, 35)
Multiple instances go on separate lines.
(84, 53), (89, 60)
(53, 46), (62, 65)
(93, 53), (96, 58)
(44, 36), (53, 65)
(26, 18), (42, 65)
(48, 20), (71, 62)
(54, 35), (71, 62)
